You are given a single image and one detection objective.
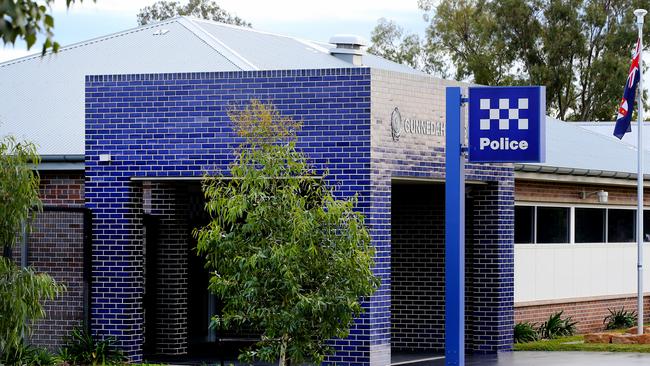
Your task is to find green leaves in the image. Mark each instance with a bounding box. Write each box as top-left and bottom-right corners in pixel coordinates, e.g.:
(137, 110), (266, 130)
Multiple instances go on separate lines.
(195, 100), (379, 366)
(0, 258), (65, 355)
(0, 135), (41, 250)
(370, 0), (650, 121)
(0, 135), (65, 357)
(58, 327), (125, 365)
(0, 0), (90, 54)
(137, 0), (251, 27)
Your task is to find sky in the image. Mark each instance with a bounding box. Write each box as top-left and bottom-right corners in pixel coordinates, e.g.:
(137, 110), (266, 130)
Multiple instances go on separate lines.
(0, 0), (429, 63)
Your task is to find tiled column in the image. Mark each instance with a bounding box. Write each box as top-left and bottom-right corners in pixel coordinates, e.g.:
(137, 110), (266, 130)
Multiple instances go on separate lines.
(467, 180), (515, 352)
(87, 178), (145, 361)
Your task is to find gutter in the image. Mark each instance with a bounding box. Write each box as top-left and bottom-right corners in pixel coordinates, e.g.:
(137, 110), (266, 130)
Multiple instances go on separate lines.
(515, 163), (646, 180)
(37, 154), (85, 171)
(515, 163), (650, 187)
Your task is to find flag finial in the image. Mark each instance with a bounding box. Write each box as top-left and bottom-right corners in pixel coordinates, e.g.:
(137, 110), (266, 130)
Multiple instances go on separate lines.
(634, 9), (647, 24)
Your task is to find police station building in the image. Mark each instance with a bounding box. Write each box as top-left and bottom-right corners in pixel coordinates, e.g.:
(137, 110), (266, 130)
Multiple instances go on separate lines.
(0, 17), (517, 364)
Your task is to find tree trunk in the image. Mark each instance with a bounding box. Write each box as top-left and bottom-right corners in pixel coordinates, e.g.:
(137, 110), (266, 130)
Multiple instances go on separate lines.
(278, 334), (289, 366)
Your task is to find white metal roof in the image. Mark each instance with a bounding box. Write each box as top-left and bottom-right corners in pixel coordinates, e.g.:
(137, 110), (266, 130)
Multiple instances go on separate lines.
(0, 16), (424, 156)
(517, 118), (650, 178)
(577, 121), (650, 151)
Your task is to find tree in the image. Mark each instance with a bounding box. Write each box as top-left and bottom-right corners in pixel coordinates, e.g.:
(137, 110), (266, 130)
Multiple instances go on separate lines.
(371, 0), (649, 121)
(194, 100), (380, 366)
(0, 135), (64, 356)
(368, 18), (446, 76)
(0, 0), (90, 54)
(137, 0), (251, 27)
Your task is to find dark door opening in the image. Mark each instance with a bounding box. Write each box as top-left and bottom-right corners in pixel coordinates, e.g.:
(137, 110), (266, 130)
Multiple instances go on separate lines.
(390, 182), (445, 358)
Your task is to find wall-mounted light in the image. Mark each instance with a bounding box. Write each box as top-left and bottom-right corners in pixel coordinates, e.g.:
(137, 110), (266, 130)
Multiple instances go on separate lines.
(99, 154), (112, 163)
(580, 189), (608, 203)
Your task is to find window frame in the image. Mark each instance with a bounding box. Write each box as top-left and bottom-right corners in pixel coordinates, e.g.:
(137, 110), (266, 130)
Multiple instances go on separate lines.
(515, 202), (648, 245)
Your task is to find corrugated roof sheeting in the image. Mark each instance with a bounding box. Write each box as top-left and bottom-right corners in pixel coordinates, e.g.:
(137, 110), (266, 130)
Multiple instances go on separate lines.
(0, 19), (239, 155)
(194, 20), (353, 70)
(517, 118), (650, 176)
(578, 121), (650, 151)
(0, 17), (428, 156)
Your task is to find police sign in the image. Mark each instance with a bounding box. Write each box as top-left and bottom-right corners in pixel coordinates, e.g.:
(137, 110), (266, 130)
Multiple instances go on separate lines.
(468, 86), (546, 163)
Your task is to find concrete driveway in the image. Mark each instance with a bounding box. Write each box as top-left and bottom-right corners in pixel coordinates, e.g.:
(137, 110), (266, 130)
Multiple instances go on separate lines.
(427, 352), (650, 366)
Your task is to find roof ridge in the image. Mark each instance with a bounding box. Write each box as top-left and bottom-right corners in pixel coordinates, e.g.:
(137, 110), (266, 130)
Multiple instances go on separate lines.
(176, 17), (257, 70)
(182, 16), (338, 56)
(0, 17), (186, 68)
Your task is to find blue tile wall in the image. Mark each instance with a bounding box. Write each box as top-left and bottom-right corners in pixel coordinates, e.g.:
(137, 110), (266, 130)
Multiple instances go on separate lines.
(85, 67), (515, 365)
(85, 68), (374, 363)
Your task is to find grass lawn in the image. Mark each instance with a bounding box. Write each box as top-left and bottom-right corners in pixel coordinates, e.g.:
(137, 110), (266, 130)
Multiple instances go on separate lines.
(514, 334), (650, 352)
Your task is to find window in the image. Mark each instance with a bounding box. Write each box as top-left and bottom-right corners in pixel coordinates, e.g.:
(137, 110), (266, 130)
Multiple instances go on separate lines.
(635, 210), (650, 242)
(608, 209), (635, 243)
(515, 205), (648, 244)
(575, 208), (605, 243)
(515, 206), (534, 243)
(536, 207), (569, 243)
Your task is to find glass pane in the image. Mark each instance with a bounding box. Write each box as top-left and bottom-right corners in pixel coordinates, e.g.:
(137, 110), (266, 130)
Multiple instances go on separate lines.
(607, 209), (635, 243)
(575, 208), (606, 243)
(536, 207), (569, 243)
(645, 210), (650, 242)
(515, 206), (534, 243)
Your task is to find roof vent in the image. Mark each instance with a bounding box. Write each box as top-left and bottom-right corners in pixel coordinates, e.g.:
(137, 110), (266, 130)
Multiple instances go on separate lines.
(329, 34), (366, 66)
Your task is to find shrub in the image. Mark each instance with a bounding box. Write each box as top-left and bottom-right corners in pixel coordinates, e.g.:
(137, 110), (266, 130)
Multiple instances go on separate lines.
(604, 307), (637, 330)
(59, 327), (125, 366)
(514, 321), (539, 343)
(1, 342), (58, 366)
(0, 136), (64, 356)
(0, 258), (64, 355)
(538, 311), (577, 339)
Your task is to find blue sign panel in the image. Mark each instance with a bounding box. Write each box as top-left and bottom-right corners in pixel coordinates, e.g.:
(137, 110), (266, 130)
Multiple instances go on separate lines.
(468, 86), (546, 163)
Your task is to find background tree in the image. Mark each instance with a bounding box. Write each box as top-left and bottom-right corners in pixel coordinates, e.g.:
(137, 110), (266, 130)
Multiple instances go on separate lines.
(0, 0), (90, 53)
(368, 18), (446, 76)
(194, 100), (379, 366)
(371, 0), (650, 121)
(0, 135), (64, 357)
(137, 0), (250, 27)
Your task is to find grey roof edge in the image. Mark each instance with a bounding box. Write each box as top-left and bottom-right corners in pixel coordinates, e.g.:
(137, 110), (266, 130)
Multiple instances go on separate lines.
(0, 17), (188, 68)
(36, 155), (84, 171)
(41, 154), (84, 162)
(515, 163), (647, 180)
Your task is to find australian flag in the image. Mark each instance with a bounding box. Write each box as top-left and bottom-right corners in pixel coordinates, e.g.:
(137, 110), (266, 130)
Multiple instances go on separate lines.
(614, 38), (641, 139)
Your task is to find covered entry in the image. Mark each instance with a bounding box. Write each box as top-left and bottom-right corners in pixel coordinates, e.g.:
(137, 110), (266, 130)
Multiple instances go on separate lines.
(138, 179), (259, 362)
(390, 181), (445, 358)
(390, 178), (509, 364)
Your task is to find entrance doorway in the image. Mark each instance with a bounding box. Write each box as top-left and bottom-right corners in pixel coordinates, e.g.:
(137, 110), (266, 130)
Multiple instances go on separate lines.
(390, 182), (445, 358)
(142, 181), (259, 362)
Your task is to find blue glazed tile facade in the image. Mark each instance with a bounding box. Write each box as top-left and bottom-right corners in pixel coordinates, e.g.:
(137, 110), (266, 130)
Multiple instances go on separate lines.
(85, 67), (515, 365)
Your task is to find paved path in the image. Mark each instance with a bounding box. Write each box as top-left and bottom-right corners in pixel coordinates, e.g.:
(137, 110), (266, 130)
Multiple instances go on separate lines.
(426, 352), (650, 366)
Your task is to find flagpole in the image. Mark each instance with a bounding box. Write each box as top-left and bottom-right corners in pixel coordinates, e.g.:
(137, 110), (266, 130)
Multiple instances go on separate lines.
(635, 8), (647, 336)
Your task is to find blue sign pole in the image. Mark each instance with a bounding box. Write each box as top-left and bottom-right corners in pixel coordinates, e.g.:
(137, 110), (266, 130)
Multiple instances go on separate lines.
(445, 87), (465, 366)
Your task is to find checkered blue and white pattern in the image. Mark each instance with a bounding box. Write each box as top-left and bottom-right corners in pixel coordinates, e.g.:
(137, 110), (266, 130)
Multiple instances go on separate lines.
(479, 98), (529, 131)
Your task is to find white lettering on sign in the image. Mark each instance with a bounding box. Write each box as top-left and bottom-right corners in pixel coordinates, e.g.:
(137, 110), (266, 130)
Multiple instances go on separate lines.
(479, 137), (528, 151)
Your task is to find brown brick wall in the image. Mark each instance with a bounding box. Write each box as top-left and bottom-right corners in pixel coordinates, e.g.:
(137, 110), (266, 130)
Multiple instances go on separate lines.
(515, 180), (650, 206)
(29, 210), (86, 349)
(11, 171), (88, 349)
(39, 171), (84, 206)
(515, 295), (650, 333)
